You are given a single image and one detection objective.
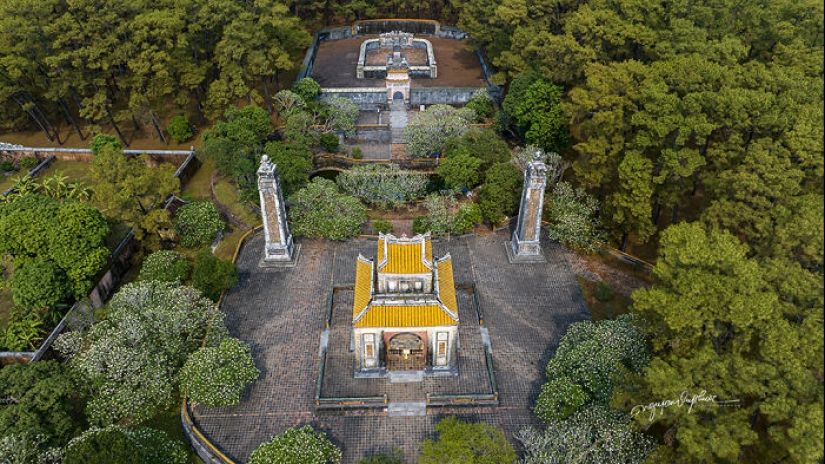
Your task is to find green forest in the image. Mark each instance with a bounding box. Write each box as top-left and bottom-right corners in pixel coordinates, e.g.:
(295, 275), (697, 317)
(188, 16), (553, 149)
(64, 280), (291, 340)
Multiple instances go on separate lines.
(1, 0), (823, 463)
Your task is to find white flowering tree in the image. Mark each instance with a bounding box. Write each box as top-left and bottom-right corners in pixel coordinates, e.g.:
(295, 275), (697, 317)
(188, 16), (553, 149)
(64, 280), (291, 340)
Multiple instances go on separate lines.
(179, 337), (260, 408)
(518, 406), (655, 464)
(545, 182), (605, 252)
(248, 425), (342, 464)
(288, 178), (367, 241)
(404, 104), (476, 158)
(336, 164), (428, 207)
(70, 281), (223, 425)
(176, 201), (225, 248)
(323, 96), (358, 138)
(535, 315), (649, 422)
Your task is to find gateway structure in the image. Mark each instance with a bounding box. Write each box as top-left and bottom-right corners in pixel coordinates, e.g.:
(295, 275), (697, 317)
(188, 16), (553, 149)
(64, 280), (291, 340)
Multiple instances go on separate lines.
(352, 233), (458, 376)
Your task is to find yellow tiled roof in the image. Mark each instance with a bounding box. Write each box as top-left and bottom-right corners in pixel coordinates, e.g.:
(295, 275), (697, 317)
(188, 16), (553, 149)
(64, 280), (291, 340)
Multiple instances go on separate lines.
(382, 243), (429, 274)
(354, 304), (458, 328)
(353, 259), (373, 318)
(437, 257), (457, 314)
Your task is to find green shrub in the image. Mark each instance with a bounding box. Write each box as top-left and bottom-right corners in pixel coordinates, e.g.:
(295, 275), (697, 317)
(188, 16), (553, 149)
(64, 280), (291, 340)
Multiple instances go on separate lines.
(594, 280), (614, 302)
(419, 416), (516, 464)
(8, 260), (70, 310)
(412, 216), (429, 234)
(351, 147), (364, 159)
(293, 78), (322, 101)
(358, 448), (404, 464)
(452, 203), (483, 234)
(372, 219), (393, 234)
(288, 178), (367, 240)
(138, 250), (191, 283)
(465, 90), (494, 121)
(64, 426), (187, 464)
(479, 162), (522, 225)
(166, 115), (194, 143)
(320, 132), (339, 153)
(19, 156), (40, 170)
(176, 201), (225, 248)
(248, 425), (341, 464)
(534, 376), (588, 422)
(192, 250), (238, 301)
(89, 134), (121, 156)
(2, 307), (44, 351)
(0, 160), (15, 171)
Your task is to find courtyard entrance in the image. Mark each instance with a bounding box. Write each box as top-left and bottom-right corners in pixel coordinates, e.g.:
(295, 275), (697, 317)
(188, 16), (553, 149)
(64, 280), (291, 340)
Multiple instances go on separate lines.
(386, 333), (426, 371)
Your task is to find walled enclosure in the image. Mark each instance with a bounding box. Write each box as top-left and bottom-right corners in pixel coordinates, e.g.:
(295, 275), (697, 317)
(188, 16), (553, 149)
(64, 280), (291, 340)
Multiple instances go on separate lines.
(301, 20), (502, 108)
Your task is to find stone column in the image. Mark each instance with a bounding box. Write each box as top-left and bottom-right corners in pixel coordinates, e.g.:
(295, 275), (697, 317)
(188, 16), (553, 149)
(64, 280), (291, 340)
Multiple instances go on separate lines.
(508, 152), (547, 262)
(258, 155), (299, 267)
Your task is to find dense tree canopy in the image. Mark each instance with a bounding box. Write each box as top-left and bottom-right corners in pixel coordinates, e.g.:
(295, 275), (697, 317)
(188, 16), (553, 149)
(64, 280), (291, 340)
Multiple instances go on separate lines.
(0, 194), (109, 299)
(419, 416), (516, 464)
(0, 0), (310, 142)
(621, 223), (823, 463)
(0, 361), (85, 450)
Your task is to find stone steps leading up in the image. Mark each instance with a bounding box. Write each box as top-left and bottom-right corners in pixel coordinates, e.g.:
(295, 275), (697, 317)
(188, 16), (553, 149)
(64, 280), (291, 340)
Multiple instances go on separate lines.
(387, 402), (427, 417)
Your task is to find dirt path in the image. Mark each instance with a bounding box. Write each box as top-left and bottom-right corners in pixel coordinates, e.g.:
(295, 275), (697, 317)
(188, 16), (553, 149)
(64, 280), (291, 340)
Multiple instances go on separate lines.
(209, 171), (251, 230)
(561, 248), (649, 296)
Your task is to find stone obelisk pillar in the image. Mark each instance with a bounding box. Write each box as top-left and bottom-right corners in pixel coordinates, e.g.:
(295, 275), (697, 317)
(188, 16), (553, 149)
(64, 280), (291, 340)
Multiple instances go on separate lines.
(507, 152), (547, 263)
(258, 155), (299, 267)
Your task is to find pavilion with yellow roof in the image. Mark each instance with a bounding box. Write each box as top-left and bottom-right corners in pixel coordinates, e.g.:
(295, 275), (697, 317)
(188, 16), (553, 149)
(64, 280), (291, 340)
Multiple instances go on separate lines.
(352, 233), (459, 375)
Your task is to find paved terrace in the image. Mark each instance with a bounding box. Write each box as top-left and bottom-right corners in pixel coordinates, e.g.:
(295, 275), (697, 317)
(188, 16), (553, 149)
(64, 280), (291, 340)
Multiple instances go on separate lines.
(191, 231), (590, 463)
(311, 36), (489, 89)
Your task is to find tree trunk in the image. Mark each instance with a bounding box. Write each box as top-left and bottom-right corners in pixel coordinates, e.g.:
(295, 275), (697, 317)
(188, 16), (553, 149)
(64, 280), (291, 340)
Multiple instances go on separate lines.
(194, 86), (206, 126)
(106, 106), (129, 147)
(671, 203), (679, 225)
(262, 76), (273, 114)
(60, 98), (85, 140)
(652, 199), (661, 225)
(148, 108), (168, 145)
(70, 87), (92, 125)
(620, 232), (629, 251)
(13, 94), (54, 142)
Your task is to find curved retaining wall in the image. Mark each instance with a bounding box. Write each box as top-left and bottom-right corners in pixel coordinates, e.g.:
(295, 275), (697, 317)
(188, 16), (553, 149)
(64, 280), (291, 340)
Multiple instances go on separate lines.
(181, 226), (262, 464)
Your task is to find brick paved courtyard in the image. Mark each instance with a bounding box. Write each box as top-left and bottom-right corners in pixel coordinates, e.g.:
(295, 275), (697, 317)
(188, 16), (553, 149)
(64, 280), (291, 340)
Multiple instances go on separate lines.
(191, 231), (590, 463)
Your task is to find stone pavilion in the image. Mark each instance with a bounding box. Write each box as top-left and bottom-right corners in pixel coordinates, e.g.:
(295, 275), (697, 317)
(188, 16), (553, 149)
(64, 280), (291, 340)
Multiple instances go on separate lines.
(351, 233), (459, 376)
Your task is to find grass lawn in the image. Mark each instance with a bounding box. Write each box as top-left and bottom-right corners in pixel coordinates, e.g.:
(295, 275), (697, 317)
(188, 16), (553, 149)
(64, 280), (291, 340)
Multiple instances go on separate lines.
(577, 276), (633, 321)
(214, 225), (249, 262)
(0, 170), (27, 192)
(212, 177), (262, 228)
(180, 159), (213, 202)
(45, 159), (93, 183)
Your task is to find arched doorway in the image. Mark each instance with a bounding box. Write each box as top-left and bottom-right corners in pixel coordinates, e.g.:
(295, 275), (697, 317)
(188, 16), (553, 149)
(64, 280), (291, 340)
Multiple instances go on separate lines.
(393, 91), (404, 101)
(386, 333), (425, 371)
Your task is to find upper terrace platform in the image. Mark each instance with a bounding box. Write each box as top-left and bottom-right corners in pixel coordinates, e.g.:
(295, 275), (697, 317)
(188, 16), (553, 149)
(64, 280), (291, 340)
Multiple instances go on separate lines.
(311, 36), (488, 89)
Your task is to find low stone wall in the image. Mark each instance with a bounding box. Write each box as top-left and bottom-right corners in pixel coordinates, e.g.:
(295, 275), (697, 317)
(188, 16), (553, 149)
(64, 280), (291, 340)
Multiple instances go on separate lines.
(320, 88), (387, 106)
(438, 26), (468, 40)
(410, 87), (484, 105)
(352, 19), (440, 36)
(0, 146), (194, 165)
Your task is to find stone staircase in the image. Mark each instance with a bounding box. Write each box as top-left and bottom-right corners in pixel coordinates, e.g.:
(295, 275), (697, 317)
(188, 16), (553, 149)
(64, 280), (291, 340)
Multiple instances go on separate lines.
(389, 102), (408, 144)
